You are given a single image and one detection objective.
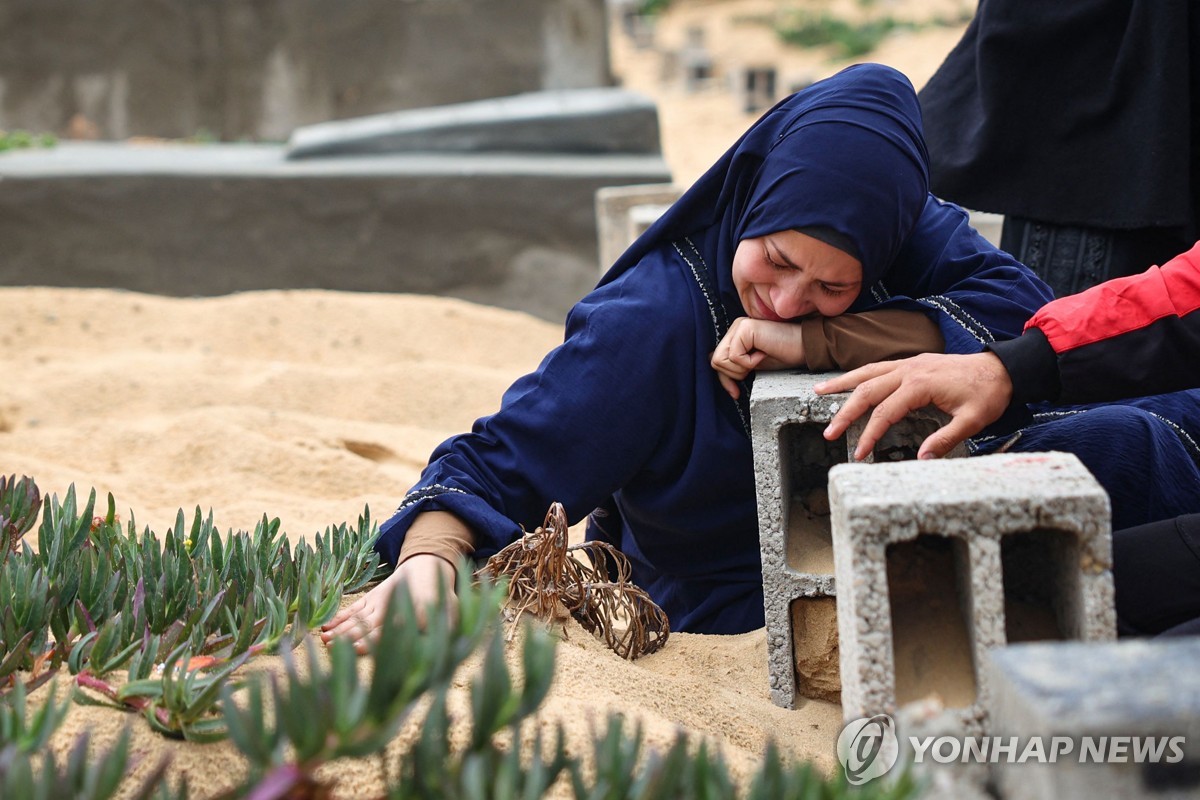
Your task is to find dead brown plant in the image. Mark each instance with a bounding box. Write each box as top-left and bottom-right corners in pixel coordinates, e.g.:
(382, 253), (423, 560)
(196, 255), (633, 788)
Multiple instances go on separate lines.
(475, 502), (670, 660)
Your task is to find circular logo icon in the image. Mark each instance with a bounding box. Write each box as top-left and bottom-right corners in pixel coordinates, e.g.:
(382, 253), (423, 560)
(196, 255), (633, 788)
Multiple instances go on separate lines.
(837, 714), (899, 785)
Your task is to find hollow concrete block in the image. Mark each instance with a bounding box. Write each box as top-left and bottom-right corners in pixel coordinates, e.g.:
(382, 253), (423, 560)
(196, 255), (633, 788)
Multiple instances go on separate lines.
(750, 370), (967, 709)
(594, 183), (682, 272)
(829, 452), (1116, 735)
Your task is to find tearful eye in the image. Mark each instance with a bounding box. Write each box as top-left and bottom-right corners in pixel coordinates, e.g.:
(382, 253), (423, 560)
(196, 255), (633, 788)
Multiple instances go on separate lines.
(763, 243), (792, 271)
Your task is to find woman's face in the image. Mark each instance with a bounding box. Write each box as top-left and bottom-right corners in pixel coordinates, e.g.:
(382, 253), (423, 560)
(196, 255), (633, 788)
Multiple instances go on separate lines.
(732, 229), (863, 321)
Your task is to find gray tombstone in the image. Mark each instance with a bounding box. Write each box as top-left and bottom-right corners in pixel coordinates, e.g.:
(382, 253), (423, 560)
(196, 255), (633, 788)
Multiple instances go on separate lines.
(988, 639), (1200, 799)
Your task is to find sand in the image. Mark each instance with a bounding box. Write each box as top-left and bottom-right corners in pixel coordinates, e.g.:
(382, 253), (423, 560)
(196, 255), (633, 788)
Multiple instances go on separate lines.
(1, 286), (843, 796)
(2, 1), (973, 793)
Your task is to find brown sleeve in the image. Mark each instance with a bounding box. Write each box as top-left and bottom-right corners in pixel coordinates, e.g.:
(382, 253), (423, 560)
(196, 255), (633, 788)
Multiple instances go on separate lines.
(800, 309), (944, 371)
(397, 510), (477, 570)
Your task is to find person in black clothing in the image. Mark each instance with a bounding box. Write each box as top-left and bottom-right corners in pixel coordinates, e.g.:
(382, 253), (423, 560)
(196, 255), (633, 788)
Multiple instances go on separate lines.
(918, 0), (1200, 297)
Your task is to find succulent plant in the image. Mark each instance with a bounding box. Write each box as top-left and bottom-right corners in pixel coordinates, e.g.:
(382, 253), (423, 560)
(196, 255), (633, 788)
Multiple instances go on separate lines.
(1, 482), (927, 800)
(0, 726), (181, 800)
(0, 475), (40, 565)
(34, 484), (96, 578)
(1, 681), (184, 800)
(222, 566), (505, 799)
(0, 557), (56, 685)
(568, 715), (737, 800)
(314, 507), (382, 594)
(0, 679), (73, 754)
(389, 620), (568, 800)
(118, 644), (251, 743)
(67, 605), (144, 677)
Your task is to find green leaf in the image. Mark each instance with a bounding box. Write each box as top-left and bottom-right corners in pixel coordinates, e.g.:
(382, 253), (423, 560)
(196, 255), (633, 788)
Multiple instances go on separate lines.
(469, 627), (518, 749)
(517, 624), (557, 720)
(117, 677), (166, 702)
(92, 726), (133, 799)
(222, 677), (278, 768)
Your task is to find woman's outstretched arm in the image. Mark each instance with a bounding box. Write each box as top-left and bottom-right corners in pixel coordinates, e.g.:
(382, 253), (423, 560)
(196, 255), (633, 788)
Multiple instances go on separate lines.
(325, 252), (697, 649)
(321, 511), (472, 651)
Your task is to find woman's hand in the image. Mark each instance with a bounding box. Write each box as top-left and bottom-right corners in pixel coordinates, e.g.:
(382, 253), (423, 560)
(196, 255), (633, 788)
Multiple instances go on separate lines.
(711, 317), (806, 399)
(320, 553), (457, 654)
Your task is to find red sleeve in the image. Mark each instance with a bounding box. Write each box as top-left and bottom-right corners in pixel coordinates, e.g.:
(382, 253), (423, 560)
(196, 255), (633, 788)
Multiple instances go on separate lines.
(1028, 242), (1200, 352)
(1022, 241), (1200, 403)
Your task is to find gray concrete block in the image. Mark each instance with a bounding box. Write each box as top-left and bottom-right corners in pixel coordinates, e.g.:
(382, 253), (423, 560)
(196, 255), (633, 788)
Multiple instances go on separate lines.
(0, 143), (671, 323)
(594, 183), (682, 271)
(750, 370), (968, 709)
(988, 639), (1200, 800)
(829, 453), (1116, 735)
(287, 89), (663, 160)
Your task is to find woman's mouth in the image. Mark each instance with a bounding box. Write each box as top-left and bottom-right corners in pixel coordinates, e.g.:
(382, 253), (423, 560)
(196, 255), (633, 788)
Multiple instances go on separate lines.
(753, 292), (786, 322)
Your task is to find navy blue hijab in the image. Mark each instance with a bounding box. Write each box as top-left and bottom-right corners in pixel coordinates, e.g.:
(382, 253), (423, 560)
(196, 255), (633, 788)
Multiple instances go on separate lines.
(602, 63), (930, 309)
(601, 64), (1053, 360)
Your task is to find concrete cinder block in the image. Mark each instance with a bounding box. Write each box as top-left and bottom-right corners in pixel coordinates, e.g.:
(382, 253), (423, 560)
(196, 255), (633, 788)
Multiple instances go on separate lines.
(594, 183), (682, 271)
(987, 639), (1200, 800)
(829, 453), (1116, 735)
(751, 370), (968, 709)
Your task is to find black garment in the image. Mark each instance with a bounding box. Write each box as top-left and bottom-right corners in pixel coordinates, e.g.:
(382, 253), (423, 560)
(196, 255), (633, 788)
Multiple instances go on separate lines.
(1114, 514), (1200, 637)
(919, 0), (1199, 242)
(1000, 218), (1196, 300)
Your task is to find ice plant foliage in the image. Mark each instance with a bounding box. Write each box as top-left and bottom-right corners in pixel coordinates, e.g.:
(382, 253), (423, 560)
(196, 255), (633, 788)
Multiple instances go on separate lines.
(1, 479), (381, 709)
(1, 682), (183, 800)
(0, 479), (924, 800)
(0, 475), (40, 566)
(203, 568), (565, 800)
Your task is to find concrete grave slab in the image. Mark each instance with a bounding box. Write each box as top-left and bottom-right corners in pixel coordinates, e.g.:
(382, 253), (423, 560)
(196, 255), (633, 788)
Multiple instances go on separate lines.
(287, 88), (663, 159)
(0, 0), (611, 142)
(988, 638), (1200, 800)
(594, 183), (682, 271)
(0, 142), (670, 323)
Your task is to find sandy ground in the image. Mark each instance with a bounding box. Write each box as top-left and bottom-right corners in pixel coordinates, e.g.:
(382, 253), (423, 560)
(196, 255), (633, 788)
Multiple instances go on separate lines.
(1, 288), (843, 796)
(2, 2), (973, 795)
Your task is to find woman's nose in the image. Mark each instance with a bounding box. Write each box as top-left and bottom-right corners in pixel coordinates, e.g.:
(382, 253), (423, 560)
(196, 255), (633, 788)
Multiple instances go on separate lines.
(771, 286), (813, 320)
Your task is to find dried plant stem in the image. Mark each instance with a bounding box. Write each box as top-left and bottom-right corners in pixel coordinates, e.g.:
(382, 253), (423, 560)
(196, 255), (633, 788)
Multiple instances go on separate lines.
(477, 503), (669, 660)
